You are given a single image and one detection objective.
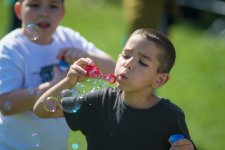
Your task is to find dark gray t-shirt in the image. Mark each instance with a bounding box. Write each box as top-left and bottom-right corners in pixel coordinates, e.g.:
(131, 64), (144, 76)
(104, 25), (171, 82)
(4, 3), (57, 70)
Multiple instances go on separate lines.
(63, 87), (193, 150)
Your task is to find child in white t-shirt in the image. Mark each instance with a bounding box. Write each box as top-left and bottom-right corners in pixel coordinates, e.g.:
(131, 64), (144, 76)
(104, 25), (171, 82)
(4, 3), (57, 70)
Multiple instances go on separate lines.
(0, 0), (115, 149)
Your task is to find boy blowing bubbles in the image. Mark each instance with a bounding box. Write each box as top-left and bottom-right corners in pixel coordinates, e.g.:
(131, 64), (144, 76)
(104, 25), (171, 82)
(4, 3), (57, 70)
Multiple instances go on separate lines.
(0, 0), (114, 149)
(34, 29), (196, 150)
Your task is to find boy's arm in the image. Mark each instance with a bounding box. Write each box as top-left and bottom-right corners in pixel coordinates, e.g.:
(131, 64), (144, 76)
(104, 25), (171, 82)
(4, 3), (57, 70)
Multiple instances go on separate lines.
(33, 78), (73, 118)
(168, 106), (196, 150)
(0, 66), (67, 115)
(0, 81), (58, 115)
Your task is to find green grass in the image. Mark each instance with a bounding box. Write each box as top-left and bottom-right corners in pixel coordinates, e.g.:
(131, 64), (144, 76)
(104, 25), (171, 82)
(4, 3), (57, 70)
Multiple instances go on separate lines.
(1, 1), (225, 150)
(159, 23), (225, 150)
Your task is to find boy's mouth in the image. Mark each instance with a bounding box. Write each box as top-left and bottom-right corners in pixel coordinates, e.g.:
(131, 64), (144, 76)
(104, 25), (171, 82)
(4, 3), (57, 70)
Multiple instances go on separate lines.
(37, 22), (50, 29)
(118, 73), (128, 80)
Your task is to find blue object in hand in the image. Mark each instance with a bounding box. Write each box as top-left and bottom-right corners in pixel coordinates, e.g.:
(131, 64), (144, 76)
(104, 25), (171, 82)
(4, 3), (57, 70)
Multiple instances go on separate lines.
(58, 56), (69, 72)
(169, 134), (184, 144)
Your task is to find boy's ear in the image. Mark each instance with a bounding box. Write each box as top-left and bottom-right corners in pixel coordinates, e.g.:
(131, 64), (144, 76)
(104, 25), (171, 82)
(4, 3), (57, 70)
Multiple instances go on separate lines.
(14, 2), (22, 20)
(152, 73), (169, 88)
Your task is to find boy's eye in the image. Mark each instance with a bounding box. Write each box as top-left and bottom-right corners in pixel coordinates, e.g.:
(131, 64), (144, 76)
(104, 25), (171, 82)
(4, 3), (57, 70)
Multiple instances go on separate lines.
(50, 4), (59, 8)
(29, 4), (40, 7)
(139, 60), (148, 67)
(121, 54), (130, 59)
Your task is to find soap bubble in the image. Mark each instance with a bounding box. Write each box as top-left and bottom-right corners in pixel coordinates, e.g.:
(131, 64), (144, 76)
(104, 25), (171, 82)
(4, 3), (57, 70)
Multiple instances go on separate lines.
(25, 24), (41, 40)
(90, 78), (101, 93)
(75, 82), (87, 94)
(43, 96), (58, 112)
(59, 65), (116, 113)
(72, 143), (79, 149)
(31, 132), (42, 148)
(60, 96), (83, 113)
(60, 89), (72, 97)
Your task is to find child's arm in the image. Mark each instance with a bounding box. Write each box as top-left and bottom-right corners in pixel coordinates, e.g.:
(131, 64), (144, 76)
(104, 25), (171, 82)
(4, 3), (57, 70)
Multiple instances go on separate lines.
(0, 67), (66, 115)
(57, 48), (115, 74)
(169, 139), (195, 150)
(33, 58), (93, 118)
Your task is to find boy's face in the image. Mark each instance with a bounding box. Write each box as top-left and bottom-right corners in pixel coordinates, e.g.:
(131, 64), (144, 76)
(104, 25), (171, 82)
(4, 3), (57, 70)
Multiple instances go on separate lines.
(115, 34), (168, 92)
(14, 0), (64, 42)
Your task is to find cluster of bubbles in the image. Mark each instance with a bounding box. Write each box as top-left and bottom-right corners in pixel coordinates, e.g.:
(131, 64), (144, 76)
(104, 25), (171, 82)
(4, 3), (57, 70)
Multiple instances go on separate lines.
(43, 79), (115, 114)
(43, 64), (116, 114)
(38, 66), (116, 149)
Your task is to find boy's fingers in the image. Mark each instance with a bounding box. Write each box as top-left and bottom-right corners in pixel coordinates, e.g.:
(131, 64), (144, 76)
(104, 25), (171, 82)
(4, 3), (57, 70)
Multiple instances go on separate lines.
(74, 57), (93, 66)
(173, 139), (190, 146)
(70, 65), (87, 75)
(85, 57), (93, 64)
(67, 57), (94, 80)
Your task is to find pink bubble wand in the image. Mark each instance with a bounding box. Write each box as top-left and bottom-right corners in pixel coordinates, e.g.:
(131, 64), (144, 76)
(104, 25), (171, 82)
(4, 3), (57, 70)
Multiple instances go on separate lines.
(84, 64), (116, 84)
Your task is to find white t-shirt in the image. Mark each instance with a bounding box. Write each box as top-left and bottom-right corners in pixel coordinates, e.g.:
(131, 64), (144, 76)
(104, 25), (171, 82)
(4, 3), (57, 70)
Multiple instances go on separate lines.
(0, 26), (105, 150)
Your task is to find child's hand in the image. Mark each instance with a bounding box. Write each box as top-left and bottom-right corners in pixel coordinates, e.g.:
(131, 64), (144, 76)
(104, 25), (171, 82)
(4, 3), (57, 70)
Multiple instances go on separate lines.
(57, 48), (88, 64)
(66, 57), (93, 85)
(169, 139), (194, 150)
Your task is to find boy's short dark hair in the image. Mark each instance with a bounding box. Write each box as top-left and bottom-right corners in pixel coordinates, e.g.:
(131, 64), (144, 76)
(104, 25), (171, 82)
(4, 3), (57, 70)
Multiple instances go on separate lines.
(131, 28), (176, 73)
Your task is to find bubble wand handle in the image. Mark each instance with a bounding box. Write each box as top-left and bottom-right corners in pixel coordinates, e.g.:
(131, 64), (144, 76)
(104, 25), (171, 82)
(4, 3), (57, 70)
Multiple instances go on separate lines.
(84, 64), (101, 78)
(84, 64), (116, 84)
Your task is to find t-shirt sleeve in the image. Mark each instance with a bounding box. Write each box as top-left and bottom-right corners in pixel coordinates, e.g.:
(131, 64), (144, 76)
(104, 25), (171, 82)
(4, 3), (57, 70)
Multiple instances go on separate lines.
(170, 110), (191, 138)
(0, 43), (24, 94)
(167, 105), (197, 149)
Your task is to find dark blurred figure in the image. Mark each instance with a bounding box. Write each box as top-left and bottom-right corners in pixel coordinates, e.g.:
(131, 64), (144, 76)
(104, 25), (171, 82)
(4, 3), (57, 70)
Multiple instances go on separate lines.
(123, 0), (179, 36)
(4, 0), (21, 33)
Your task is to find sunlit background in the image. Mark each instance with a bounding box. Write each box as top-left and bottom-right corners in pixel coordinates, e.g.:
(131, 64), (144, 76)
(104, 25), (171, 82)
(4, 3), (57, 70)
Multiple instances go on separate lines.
(1, 0), (225, 149)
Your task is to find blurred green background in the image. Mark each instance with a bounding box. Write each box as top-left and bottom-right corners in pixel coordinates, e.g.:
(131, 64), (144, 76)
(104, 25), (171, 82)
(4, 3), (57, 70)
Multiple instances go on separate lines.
(1, 0), (225, 149)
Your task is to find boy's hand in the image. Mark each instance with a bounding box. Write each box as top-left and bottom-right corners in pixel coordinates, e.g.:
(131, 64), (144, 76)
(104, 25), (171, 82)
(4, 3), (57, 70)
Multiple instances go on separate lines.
(66, 57), (93, 86)
(169, 139), (194, 150)
(57, 48), (88, 64)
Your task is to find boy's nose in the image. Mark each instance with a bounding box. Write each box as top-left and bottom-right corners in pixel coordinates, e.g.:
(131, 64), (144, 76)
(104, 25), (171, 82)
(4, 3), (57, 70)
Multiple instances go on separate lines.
(39, 8), (49, 17)
(124, 57), (135, 70)
(39, 13), (47, 18)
